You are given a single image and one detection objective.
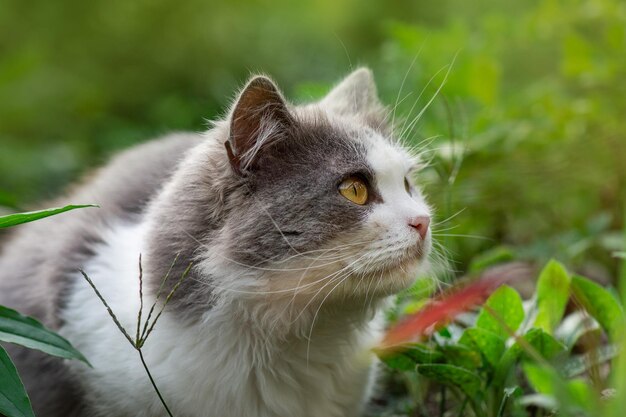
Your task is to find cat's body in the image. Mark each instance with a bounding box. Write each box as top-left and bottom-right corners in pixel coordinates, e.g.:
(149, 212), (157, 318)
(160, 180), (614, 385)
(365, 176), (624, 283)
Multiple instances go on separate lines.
(0, 69), (432, 417)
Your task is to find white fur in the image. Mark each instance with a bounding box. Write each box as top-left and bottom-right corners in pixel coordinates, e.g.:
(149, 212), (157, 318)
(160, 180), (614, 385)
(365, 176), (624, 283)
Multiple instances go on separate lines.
(61, 222), (384, 417)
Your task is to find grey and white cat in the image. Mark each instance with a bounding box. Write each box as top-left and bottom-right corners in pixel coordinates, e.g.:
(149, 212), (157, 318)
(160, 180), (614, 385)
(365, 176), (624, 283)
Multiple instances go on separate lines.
(0, 68), (432, 417)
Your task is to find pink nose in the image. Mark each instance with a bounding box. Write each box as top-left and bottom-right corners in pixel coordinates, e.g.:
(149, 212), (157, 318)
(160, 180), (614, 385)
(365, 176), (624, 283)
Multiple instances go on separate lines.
(409, 216), (430, 240)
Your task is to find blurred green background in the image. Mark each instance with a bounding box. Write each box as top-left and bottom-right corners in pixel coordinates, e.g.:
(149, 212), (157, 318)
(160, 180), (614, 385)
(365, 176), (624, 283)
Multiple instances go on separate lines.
(1, 0), (624, 280)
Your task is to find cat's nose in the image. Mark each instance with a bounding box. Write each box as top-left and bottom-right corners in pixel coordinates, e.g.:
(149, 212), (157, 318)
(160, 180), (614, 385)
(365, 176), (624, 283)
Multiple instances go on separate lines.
(408, 216), (430, 240)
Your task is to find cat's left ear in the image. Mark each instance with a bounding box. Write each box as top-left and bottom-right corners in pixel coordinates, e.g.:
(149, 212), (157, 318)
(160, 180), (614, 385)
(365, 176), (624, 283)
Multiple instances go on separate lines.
(226, 76), (294, 175)
(321, 67), (384, 117)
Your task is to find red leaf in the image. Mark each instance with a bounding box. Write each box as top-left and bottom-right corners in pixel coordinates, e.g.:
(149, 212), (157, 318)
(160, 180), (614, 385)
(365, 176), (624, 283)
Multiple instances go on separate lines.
(379, 276), (506, 351)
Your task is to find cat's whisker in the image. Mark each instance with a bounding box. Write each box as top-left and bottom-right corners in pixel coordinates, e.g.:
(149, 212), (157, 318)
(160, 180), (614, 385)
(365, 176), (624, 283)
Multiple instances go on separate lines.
(431, 233), (492, 241)
(391, 48), (422, 135)
(182, 228), (370, 272)
(304, 268), (358, 364)
(396, 64), (451, 142)
(432, 207), (467, 227)
(431, 224), (460, 233)
(292, 251), (372, 326)
(400, 53), (458, 142)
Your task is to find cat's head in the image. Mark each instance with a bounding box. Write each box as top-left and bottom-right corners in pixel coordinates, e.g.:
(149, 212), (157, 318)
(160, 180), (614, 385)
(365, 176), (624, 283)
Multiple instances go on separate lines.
(208, 68), (432, 305)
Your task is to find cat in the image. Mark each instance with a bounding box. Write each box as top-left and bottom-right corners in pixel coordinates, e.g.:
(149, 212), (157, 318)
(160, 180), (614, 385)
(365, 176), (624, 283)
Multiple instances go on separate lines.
(0, 68), (432, 417)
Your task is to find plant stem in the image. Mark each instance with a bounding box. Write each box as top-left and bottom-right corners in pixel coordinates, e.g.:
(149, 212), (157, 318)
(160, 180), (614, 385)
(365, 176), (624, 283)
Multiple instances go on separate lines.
(138, 348), (174, 417)
(136, 254), (144, 344)
(439, 385), (446, 417)
(457, 397), (468, 417)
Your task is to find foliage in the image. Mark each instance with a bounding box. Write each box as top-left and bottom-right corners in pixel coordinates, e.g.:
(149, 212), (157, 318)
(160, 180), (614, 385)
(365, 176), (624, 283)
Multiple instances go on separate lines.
(0, 205), (96, 228)
(376, 259), (626, 416)
(0, 208), (91, 417)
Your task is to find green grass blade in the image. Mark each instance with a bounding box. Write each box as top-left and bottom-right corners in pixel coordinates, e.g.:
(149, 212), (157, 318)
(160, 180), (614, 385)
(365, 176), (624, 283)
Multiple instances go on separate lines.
(0, 345), (35, 417)
(0, 306), (89, 364)
(0, 205), (96, 229)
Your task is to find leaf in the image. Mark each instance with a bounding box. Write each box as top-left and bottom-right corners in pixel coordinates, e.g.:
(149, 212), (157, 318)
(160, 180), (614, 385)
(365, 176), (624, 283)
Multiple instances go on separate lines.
(524, 363), (597, 415)
(494, 329), (566, 388)
(534, 260), (571, 334)
(377, 343), (443, 371)
(519, 328), (566, 360)
(380, 276), (505, 349)
(566, 378), (597, 413)
(518, 393), (557, 411)
(498, 386), (522, 417)
(555, 311), (600, 349)
(524, 362), (555, 394)
(0, 345), (35, 417)
(417, 364), (483, 400)
(0, 306), (89, 364)
(571, 275), (625, 341)
(438, 344), (482, 370)
(562, 344), (619, 378)
(0, 205), (96, 228)
(460, 327), (505, 367)
(476, 285), (524, 339)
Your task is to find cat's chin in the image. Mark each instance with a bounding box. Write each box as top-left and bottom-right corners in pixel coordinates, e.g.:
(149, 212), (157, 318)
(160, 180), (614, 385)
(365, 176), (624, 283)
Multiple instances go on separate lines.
(345, 254), (428, 299)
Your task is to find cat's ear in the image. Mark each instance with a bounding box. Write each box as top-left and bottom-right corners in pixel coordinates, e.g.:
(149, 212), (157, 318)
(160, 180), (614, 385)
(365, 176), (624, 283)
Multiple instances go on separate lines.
(321, 67), (383, 117)
(226, 76), (294, 175)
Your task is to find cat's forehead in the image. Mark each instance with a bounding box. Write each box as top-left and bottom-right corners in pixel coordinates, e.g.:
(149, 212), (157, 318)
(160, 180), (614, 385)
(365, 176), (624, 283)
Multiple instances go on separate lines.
(359, 129), (414, 177)
(294, 106), (413, 175)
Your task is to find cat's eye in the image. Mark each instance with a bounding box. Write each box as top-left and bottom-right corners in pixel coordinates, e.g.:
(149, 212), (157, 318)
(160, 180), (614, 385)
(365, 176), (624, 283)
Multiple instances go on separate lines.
(404, 177), (411, 194)
(338, 177), (368, 205)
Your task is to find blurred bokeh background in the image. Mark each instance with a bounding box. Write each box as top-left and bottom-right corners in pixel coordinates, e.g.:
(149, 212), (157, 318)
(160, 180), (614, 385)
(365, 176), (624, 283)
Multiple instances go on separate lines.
(1, 0), (624, 281)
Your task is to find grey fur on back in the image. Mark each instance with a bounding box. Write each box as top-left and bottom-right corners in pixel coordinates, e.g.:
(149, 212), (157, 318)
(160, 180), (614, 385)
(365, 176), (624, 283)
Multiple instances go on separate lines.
(0, 132), (202, 417)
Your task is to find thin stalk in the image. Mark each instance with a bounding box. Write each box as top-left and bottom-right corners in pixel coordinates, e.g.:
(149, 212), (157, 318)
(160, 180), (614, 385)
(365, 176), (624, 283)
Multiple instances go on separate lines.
(457, 397), (468, 417)
(138, 349), (174, 417)
(136, 254), (144, 344)
(80, 257), (191, 417)
(439, 385), (446, 417)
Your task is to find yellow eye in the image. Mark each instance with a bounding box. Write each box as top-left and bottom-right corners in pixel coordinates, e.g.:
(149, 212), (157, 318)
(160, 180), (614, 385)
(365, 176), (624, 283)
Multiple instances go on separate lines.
(338, 177), (368, 205)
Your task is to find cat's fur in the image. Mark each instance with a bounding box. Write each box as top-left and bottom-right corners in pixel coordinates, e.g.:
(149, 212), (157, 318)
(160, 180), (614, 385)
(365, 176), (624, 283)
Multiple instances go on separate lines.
(0, 68), (432, 417)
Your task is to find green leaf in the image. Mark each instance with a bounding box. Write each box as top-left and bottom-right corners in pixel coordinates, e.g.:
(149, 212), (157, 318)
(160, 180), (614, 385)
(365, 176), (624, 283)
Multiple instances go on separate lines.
(379, 353), (416, 371)
(494, 329), (566, 388)
(378, 343), (443, 371)
(524, 363), (597, 414)
(0, 345), (35, 417)
(534, 260), (571, 334)
(524, 362), (555, 394)
(476, 285), (524, 339)
(571, 275), (625, 341)
(566, 378), (597, 413)
(519, 328), (566, 360)
(417, 363), (483, 400)
(377, 343), (443, 371)
(438, 344), (482, 370)
(0, 205), (96, 228)
(460, 327), (505, 367)
(0, 306), (89, 364)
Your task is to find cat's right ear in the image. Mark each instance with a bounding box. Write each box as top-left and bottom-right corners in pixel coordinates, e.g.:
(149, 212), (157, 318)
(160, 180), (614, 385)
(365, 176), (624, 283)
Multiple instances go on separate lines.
(225, 76), (294, 175)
